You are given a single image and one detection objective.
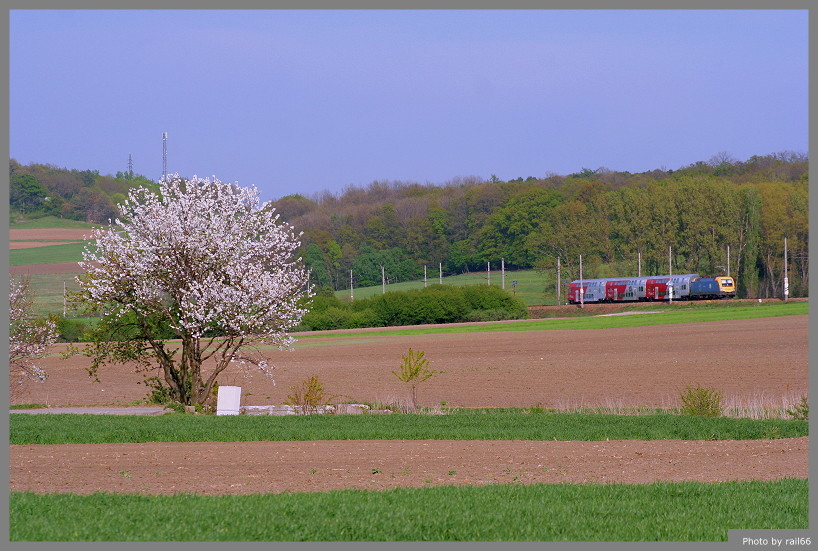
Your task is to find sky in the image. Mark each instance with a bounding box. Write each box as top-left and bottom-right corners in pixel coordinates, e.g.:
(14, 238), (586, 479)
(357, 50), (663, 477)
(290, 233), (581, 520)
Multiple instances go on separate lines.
(9, 9), (809, 202)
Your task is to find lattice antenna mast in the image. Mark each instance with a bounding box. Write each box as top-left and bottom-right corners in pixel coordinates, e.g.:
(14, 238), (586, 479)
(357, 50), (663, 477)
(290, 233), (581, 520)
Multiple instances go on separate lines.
(127, 153), (133, 178)
(162, 132), (168, 180)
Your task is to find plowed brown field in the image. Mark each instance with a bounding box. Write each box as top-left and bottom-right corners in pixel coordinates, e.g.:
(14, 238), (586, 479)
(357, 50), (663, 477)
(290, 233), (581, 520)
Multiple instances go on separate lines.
(16, 315), (808, 409)
(10, 314), (808, 495)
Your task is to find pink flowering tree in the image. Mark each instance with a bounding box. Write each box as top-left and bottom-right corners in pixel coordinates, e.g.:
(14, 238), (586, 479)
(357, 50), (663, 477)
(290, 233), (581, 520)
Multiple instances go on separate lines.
(9, 277), (58, 398)
(76, 174), (312, 406)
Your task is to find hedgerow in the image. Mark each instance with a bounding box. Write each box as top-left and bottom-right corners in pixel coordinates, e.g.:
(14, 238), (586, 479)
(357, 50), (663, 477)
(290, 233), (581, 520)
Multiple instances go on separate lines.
(297, 284), (528, 331)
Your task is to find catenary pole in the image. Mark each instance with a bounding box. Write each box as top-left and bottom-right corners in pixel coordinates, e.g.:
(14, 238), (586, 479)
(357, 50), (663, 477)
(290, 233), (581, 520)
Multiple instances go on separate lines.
(668, 246), (673, 304)
(579, 254), (584, 308)
(784, 237), (789, 301)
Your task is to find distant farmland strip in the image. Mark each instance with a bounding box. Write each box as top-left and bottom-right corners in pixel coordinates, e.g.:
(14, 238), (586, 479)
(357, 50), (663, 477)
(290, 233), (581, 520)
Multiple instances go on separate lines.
(11, 240), (83, 249)
(9, 242), (88, 266)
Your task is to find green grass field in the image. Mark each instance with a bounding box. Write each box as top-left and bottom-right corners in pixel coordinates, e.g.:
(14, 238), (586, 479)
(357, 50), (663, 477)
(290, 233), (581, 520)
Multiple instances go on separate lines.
(10, 479), (807, 541)
(10, 411), (808, 445)
(10, 216), (98, 229)
(9, 272), (86, 318)
(10, 242), (88, 266)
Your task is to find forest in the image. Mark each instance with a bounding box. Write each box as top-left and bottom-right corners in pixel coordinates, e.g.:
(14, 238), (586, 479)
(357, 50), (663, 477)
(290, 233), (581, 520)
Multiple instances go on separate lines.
(9, 151), (809, 300)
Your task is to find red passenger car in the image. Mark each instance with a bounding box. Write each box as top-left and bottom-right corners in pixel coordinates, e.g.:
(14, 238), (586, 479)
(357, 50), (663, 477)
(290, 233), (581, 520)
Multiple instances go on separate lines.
(567, 278), (608, 304)
(604, 277), (649, 302)
(645, 274), (699, 300)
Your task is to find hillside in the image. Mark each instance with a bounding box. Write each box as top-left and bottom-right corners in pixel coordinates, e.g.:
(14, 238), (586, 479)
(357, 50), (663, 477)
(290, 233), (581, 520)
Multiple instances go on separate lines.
(271, 152), (807, 300)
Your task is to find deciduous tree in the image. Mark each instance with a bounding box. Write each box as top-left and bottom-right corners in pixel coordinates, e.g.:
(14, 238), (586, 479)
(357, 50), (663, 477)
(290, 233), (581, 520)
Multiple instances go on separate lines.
(76, 174), (313, 405)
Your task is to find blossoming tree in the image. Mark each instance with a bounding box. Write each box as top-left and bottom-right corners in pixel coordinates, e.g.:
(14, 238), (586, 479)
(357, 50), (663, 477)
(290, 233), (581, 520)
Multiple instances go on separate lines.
(76, 174), (312, 406)
(9, 277), (58, 398)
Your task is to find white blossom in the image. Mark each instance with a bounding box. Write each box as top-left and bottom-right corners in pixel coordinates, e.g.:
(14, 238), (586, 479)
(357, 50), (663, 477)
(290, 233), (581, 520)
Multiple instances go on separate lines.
(77, 174), (313, 404)
(9, 278), (58, 394)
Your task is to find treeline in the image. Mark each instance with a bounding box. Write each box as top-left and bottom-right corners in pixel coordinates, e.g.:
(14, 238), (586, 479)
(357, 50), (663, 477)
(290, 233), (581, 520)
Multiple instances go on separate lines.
(9, 152), (809, 300)
(269, 152), (808, 300)
(9, 159), (156, 223)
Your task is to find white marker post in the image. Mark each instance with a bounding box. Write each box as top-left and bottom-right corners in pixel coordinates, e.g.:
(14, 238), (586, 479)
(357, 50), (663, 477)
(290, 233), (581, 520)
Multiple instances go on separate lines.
(216, 386), (242, 415)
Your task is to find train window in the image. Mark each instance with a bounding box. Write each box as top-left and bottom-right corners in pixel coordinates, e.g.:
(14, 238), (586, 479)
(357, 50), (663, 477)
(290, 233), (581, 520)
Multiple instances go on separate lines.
(721, 280), (733, 287)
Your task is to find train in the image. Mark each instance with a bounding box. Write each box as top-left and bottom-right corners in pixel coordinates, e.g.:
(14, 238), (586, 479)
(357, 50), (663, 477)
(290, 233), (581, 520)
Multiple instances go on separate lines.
(567, 274), (736, 304)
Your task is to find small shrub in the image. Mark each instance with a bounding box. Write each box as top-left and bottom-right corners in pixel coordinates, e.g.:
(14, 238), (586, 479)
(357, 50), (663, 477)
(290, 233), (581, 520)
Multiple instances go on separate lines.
(144, 376), (175, 405)
(679, 385), (723, 417)
(785, 395), (809, 421)
(392, 348), (441, 410)
(285, 375), (337, 414)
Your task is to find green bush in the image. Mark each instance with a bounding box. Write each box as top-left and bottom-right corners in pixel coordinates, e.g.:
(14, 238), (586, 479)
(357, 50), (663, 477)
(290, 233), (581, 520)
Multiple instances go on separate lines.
(52, 315), (92, 343)
(680, 385), (723, 417)
(463, 308), (515, 322)
(785, 396), (808, 421)
(299, 284), (528, 331)
(461, 285), (529, 319)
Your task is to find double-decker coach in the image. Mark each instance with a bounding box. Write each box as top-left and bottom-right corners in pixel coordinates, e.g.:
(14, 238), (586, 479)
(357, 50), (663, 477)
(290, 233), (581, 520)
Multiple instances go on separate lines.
(645, 274), (699, 300)
(604, 277), (649, 302)
(567, 278), (608, 304)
